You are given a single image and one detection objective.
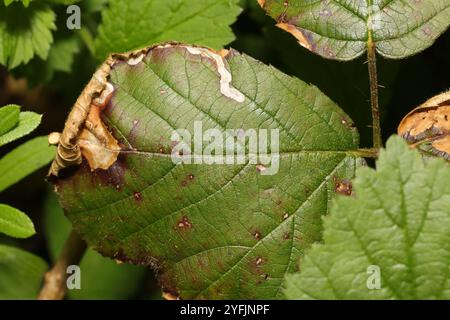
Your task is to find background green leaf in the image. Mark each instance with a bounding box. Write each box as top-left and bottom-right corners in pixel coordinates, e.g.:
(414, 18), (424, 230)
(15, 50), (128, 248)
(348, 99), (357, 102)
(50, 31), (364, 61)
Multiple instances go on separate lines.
(55, 44), (362, 299)
(0, 2), (56, 69)
(0, 244), (47, 299)
(285, 135), (450, 299)
(3, 0), (31, 7)
(0, 104), (20, 136)
(261, 0), (450, 60)
(0, 204), (35, 238)
(0, 112), (41, 147)
(44, 191), (147, 300)
(94, 0), (243, 59)
(0, 136), (55, 192)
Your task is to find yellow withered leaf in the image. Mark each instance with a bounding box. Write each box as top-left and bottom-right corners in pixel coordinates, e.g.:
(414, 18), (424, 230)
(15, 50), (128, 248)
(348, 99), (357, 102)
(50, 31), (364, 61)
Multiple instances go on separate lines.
(398, 90), (450, 160)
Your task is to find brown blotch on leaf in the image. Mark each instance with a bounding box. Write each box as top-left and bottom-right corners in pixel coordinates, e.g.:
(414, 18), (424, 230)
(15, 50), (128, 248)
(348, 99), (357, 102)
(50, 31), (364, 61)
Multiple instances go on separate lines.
(92, 155), (127, 190)
(398, 90), (450, 160)
(283, 232), (290, 240)
(276, 23), (313, 51)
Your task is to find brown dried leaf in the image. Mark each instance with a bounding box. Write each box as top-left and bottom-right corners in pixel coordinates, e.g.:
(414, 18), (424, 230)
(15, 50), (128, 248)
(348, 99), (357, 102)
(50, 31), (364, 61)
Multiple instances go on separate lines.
(398, 90), (450, 160)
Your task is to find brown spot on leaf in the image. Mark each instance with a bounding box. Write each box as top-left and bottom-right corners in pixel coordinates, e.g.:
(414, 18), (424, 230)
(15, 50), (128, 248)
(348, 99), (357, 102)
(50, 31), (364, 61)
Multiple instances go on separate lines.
(283, 232), (290, 240)
(180, 174), (195, 187)
(423, 26), (432, 36)
(133, 191), (142, 202)
(249, 257), (266, 275)
(252, 230), (262, 240)
(256, 164), (267, 173)
(177, 216), (192, 229)
(198, 258), (208, 271)
(334, 177), (353, 196)
(256, 257), (264, 266)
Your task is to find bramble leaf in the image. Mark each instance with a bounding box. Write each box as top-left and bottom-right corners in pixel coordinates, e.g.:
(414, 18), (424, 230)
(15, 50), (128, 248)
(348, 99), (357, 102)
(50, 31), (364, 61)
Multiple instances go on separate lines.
(0, 2), (56, 69)
(284, 136), (450, 300)
(94, 0), (242, 59)
(0, 244), (47, 299)
(54, 44), (362, 299)
(0, 136), (56, 192)
(44, 191), (147, 300)
(46, 36), (80, 74)
(0, 204), (35, 238)
(260, 0), (450, 60)
(0, 112), (41, 147)
(0, 104), (20, 137)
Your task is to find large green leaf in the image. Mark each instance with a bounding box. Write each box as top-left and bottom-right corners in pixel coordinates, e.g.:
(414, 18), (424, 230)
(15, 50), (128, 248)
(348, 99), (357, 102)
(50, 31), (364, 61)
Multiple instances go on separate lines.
(44, 191), (147, 300)
(0, 136), (56, 192)
(285, 135), (450, 299)
(0, 204), (35, 238)
(55, 44), (362, 299)
(0, 244), (47, 299)
(94, 0), (242, 59)
(260, 0), (450, 60)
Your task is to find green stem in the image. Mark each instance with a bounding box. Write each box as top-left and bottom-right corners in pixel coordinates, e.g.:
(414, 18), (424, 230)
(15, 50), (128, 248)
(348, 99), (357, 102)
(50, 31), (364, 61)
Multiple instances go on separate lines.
(367, 35), (382, 149)
(352, 148), (379, 159)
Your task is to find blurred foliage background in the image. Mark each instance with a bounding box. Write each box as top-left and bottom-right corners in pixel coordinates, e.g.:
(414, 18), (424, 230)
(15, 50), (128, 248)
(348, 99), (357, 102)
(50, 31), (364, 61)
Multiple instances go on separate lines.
(0, 0), (448, 299)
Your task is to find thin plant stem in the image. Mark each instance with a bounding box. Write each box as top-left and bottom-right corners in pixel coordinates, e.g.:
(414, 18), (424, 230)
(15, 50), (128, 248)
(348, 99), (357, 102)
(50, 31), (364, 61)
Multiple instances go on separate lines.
(367, 27), (382, 149)
(37, 230), (87, 300)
